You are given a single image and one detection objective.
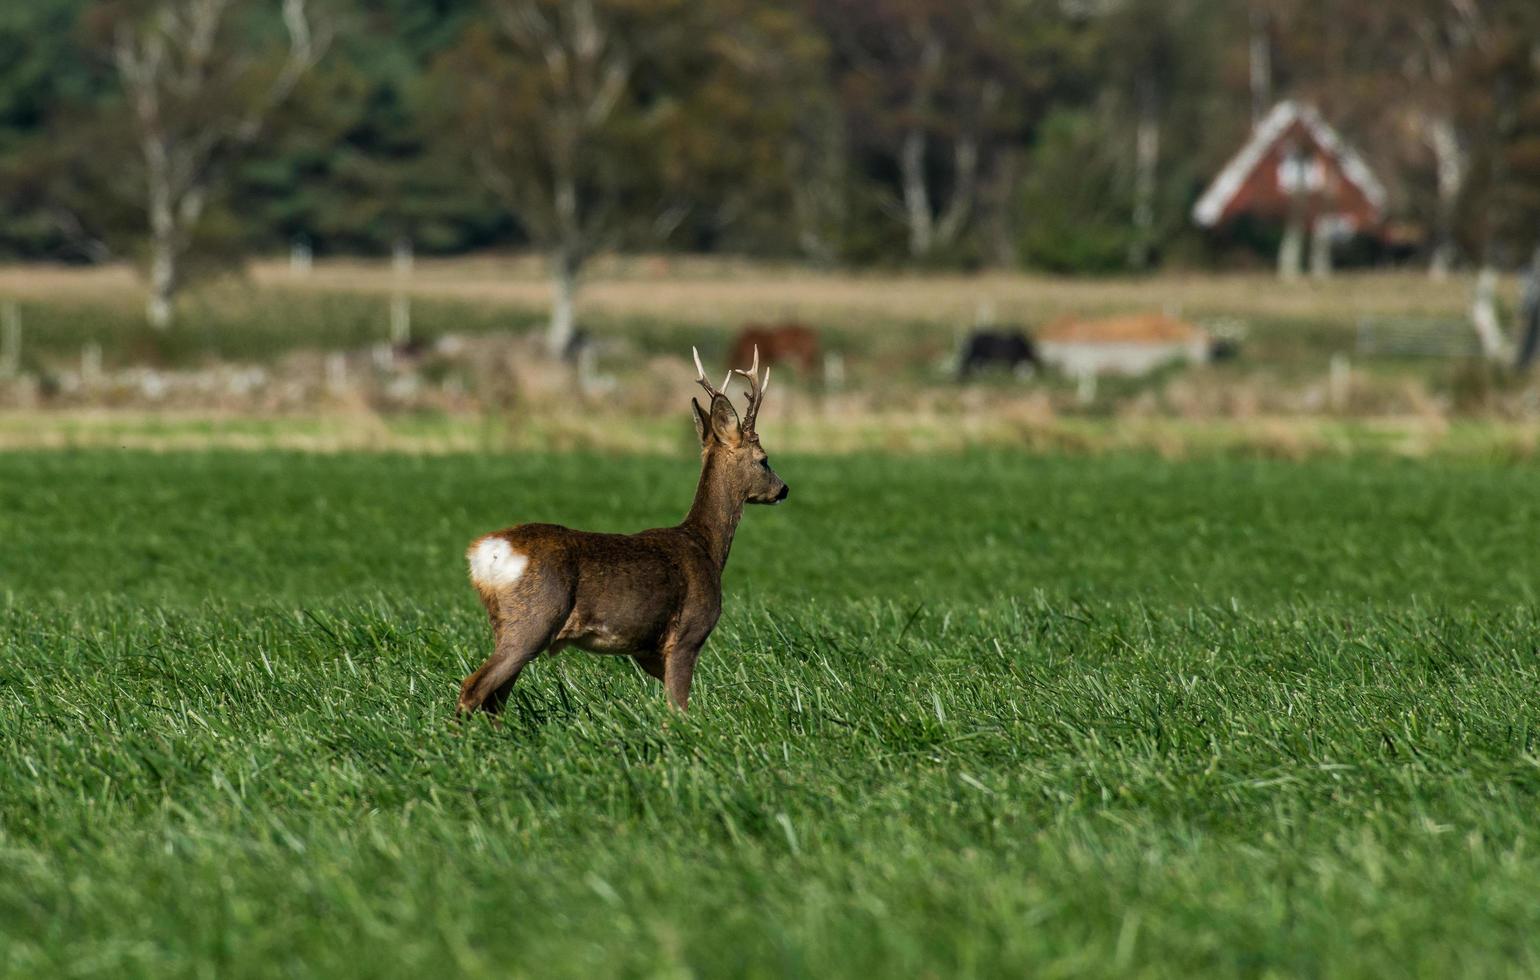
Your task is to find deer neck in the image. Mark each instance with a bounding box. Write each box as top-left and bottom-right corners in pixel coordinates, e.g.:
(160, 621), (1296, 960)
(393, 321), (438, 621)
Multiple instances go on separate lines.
(682, 452), (744, 570)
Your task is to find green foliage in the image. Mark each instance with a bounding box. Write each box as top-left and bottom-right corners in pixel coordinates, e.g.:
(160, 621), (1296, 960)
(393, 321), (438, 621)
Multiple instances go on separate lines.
(0, 0), (108, 258)
(2, 0), (1540, 271)
(3, 450), (1540, 974)
(0, 0), (96, 144)
(230, 0), (502, 256)
(1017, 111), (1138, 273)
(422, 0), (828, 267)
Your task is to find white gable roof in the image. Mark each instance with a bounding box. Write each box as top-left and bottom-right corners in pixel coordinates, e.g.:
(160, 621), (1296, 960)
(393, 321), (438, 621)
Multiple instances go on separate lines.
(1192, 100), (1387, 227)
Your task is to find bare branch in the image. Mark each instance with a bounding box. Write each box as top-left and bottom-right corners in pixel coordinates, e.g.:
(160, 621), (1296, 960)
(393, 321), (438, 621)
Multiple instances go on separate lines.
(107, 0), (329, 325)
(232, 0), (330, 142)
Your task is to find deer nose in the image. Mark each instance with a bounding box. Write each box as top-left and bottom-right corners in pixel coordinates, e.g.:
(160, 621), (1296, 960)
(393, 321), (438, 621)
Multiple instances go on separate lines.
(776, 484), (789, 502)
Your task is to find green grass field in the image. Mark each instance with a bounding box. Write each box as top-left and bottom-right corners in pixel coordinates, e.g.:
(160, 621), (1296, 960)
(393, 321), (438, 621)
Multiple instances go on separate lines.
(4, 449), (1540, 977)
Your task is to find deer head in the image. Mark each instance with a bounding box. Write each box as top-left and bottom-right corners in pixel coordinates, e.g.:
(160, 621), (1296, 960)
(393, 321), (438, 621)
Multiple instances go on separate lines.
(691, 345), (788, 505)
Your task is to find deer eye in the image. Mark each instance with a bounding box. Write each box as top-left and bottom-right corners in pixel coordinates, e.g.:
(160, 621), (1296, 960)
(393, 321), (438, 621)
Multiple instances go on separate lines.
(758, 457), (770, 470)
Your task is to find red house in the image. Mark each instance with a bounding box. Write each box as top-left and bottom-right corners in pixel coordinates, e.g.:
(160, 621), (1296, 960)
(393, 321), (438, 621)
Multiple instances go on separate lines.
(1193, 101), (1386, 275)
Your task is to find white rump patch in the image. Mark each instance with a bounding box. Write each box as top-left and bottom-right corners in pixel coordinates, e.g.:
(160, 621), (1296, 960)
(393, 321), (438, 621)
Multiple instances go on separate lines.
(468, 537), (528, 589)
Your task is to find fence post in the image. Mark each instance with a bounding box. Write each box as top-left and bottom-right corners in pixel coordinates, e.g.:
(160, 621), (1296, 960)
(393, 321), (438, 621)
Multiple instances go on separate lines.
(1076, 369), (1096, 406)
(326, 352), (348, 395)
(0, 301), (19, 378)
(289, 236), (313, 275)
(823, 351), (846, 389)
(82, 343), (103, 388)
(1329, 353), (1350, 411)
(1471, 267), (1508, 362)
(390, 293), (411, 348)
(389, 236), (413, 349)
(974, 299), (994, 327)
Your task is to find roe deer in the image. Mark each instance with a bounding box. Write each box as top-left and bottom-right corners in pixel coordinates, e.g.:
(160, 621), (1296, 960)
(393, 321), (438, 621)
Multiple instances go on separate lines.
(458, 347), (789, 715)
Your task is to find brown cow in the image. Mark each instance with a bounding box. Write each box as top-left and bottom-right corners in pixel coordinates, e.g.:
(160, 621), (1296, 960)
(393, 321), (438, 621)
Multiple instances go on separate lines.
(729, 322), (821, 377)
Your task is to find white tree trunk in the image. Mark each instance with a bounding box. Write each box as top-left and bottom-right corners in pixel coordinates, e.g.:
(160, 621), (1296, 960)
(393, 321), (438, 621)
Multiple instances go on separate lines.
(1309, 217), (1333, 280)
(934, 80), (998, 252)
(981, 145), (1021, 267)
(144, 179), (206, 329)
(934, 134), (978, 249)
(900, 125), (933, 259)
(547, 251), (579, 357)
(1471, 265), (1509, 362)
(1425, 116), (1465, 281)
(1249, 5), (1271, 126)
(1429, 242), (1456, 281)
(1129, 78), (1160, 269)
(786, 111), (844, 266)
(899, 33), (943, 260)
(143, 129), (177, 328)
(147, 226), (177, 329)
(1278, 211), (1304, 281)
(114, 0), (327, 331)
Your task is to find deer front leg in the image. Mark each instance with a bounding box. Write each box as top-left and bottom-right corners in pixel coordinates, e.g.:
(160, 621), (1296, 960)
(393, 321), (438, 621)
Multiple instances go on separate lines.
(661, 636), (706, 711)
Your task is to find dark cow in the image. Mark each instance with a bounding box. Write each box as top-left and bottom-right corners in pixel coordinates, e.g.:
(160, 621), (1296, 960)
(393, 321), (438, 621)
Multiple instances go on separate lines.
(958, 329), (1036, 379)
(1517, 258), (1540, 370)
(1208, 337), (1242, 362)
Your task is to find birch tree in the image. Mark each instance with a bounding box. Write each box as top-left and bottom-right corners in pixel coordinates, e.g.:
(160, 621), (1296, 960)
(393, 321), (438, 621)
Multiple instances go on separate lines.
(1248, 3), (1273, 125)
(480, 0), (639, 356)
(1091, 0), (1221, 270)
(439, 0), (816, 356)
(1461, 0), (1540, 364)
(815, 0), (1017, 262)
(1397, 0), (1494, 280)
(104, 0), (328, 327)
(1274, 0), (1494, 279)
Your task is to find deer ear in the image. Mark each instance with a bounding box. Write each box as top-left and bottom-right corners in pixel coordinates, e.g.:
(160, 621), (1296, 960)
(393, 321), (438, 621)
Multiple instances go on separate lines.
(708, 394), (742, 445)
(691, 397), (710, 444)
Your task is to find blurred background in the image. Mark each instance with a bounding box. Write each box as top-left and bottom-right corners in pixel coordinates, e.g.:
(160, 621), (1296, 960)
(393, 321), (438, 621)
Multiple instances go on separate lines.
(1, 0), (1539, 455)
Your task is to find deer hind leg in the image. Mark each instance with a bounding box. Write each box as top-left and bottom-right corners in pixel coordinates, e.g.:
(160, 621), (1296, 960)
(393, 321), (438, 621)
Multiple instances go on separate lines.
(457, 605), (563, 716)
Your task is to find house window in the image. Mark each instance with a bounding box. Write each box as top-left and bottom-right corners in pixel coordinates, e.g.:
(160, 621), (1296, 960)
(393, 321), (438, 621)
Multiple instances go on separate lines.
(1278, 148), (1326, 193)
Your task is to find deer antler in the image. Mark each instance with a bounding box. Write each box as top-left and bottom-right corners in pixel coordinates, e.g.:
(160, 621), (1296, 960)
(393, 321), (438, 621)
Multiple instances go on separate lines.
(692, 346), (732, 402)
(731, 345), (770, 435)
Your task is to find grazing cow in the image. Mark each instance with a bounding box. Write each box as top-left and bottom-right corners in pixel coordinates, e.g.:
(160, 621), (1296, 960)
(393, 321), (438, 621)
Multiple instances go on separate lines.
(1208, 336), (1242, 362)
(729, 322), (821, 377)
(958, 329), (1036, 379)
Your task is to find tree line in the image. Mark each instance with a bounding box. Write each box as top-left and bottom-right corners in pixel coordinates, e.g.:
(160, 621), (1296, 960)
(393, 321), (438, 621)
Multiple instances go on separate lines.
(1, 0), (1537, 347)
